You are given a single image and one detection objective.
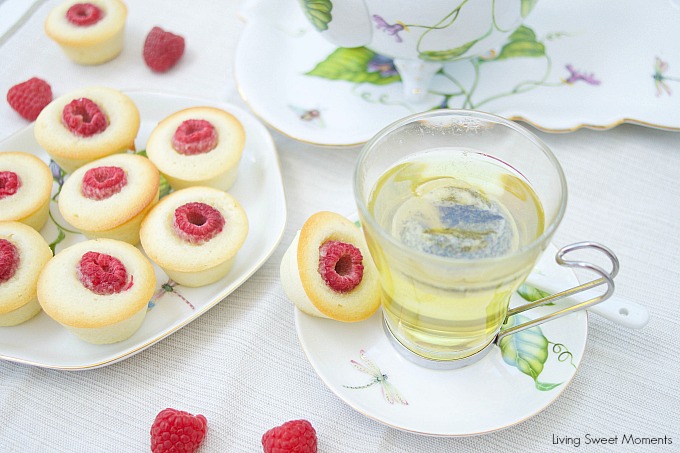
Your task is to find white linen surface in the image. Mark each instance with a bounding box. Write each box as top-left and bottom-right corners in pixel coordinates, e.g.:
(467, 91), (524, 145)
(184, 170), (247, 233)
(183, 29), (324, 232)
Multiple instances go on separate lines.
(0, 1), (678, 452)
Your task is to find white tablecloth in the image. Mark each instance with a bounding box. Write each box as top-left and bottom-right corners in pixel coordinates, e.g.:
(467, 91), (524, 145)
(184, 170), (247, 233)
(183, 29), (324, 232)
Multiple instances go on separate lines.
(1, 1), (679, 451)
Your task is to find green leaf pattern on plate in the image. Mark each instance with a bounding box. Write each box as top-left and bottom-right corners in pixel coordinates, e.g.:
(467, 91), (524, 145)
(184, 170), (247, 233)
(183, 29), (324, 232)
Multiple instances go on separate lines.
(136, 149), (171, 198)
(46, 160), (77, 253)
(306, 47), (401, 85)
(488, 25), (545, 61)
(47, 224), (65, 255)
(521, 0), (539, 18)
(298, 0), (333, 32)
(499, 314), (562, 391)
(517, 282), (554, 305)
(419, 39), (480, 62)
(517, 283), (551, 302)
(303, 24), (603, 111)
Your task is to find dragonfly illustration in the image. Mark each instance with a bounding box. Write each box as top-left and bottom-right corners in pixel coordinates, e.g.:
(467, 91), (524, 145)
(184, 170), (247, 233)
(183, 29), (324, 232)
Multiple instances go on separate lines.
(653, 56), (679, 97)
(343, 349), (408, 405)
(148, 279), (194, 310)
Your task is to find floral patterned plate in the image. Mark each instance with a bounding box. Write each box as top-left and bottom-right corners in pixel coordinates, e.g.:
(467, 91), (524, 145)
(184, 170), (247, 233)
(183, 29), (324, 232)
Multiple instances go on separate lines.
(0, 91), (286, 370)
(236, 0), (680, 146)
(295, 243), (588, 436)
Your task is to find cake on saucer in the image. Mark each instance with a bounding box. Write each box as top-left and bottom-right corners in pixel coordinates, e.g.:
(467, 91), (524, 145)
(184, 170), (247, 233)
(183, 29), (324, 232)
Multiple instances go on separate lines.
(34, 86), (140, 173)
(140, 186), (248, 287)
(0, 151), (53, 231)
(44, 0), (128, 65)
(280, 211), (381, 322)
(58, 153), (160, 245)
(145, 107), (245, 191)
(37, 238), (155, 344)
(0, 221), (53, 326)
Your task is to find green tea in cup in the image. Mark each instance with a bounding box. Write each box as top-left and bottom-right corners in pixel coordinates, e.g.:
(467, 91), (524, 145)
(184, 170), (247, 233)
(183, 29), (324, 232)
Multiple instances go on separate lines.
(354, 110), (567, 363)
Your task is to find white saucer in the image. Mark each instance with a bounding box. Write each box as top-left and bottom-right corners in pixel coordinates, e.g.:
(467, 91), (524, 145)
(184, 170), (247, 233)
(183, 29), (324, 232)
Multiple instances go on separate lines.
(236, 0), (680, 146)
(295, 244), (588, 436)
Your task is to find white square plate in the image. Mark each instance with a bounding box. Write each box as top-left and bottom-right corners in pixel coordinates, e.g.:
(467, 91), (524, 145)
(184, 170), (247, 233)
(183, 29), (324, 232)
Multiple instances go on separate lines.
(0, 91), (286, 370)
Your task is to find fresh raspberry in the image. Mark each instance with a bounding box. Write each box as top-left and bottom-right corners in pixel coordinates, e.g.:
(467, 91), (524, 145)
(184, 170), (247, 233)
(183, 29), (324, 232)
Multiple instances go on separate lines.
(6, 77), (53, 121)
(172, 202), (225, 244)
(262, 419), (317, 453)
(0, 171), (21, 200)
(172, 119), (217, 155)
(0, 239), (20, 284)
(81, 166), (127, 200)
(150, 408), (207, 453)
(77, 251), (133, 295)
(66, 3), (103, 26)
(62, 98), (108, 137)
(143, 26), (185, 73)
(318, 241), (364, 293)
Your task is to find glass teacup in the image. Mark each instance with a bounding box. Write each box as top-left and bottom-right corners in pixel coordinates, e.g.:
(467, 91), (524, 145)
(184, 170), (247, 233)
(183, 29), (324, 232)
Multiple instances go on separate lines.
(353, 109), (616, 367)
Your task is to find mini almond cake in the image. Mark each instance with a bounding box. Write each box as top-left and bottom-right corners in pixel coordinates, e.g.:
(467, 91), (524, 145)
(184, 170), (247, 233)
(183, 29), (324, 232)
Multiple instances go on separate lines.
(145, 107), (245, 191)
(58, 153), (160, 244)
(140, 186), (248, 287)
(34, 86), (140, 173)
(0, 222), (53, 326)
(0, 152), (53, 231)
(280, 211), (381, 322)
(37, 238), (155, 344)
(45, 0), (128, 65)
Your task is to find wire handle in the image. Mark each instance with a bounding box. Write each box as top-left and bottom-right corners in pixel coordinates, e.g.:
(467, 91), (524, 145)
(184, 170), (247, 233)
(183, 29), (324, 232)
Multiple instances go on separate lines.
(495, 242), (619, 344)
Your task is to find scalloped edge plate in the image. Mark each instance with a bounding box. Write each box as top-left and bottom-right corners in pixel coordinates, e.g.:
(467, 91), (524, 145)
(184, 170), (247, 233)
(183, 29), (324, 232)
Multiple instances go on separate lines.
(296, 243), (588, 436)
(236, 0), (680, 146)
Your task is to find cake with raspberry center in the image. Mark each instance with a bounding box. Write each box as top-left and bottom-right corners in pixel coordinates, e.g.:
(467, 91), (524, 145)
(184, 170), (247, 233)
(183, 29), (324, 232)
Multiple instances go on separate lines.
(37, 238), (156, 344)
(145, 107), (245, 191)
(34, 86), (140, 173)
(58, 153), (160, 244)
(0, 222), (53, 326)
(280, 211), (381, 322)
(0, 152), (53, 231)
(44, 0), (128, 65)
(140, 186), (248, 287)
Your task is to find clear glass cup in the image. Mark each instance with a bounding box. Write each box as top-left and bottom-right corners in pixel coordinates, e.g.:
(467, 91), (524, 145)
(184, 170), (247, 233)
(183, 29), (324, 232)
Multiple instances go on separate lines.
(353, 109), (567, 363)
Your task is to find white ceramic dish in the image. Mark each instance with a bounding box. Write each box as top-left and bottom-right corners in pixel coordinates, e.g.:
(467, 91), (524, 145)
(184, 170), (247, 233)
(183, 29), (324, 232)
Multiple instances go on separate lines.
(0, 91), (286, 370)
(236, 0), (680, 146)
(296, 244), (588, 436)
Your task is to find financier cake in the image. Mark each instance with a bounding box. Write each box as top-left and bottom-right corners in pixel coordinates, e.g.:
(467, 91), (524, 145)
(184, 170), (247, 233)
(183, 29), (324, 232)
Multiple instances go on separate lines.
(58, 153), (160, 244)
(44, 0), (128, 65)
(34, 86), (140, 173)
(280, 211), (381, 322)
(0, 151), (53, 231)
(140, 186), (248, 287)
(37, 238), (155, 344)
(0, 221), (53, 326)
(145, 107), (245, 191)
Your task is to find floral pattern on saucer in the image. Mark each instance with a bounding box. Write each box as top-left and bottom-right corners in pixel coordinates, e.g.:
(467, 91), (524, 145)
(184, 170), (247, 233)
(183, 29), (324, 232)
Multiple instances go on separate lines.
(343, 283), (579, 410)
(304, 26), (605, 113)
(236, 0), (680, 146)
(295, 244), (589, 436)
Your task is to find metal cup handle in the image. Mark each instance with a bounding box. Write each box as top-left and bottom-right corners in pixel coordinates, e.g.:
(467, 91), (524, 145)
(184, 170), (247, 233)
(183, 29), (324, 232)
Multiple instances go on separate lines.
(495, 242), (619, 344)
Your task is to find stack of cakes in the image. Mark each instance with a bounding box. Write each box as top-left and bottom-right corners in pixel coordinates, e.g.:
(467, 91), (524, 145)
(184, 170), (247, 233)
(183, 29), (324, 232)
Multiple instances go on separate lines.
(0, 87), (251, 345)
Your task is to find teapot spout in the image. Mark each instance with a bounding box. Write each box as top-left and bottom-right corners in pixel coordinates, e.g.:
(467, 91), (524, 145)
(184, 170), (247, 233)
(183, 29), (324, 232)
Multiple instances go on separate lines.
(393, 58), (443, 103)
